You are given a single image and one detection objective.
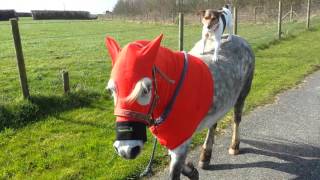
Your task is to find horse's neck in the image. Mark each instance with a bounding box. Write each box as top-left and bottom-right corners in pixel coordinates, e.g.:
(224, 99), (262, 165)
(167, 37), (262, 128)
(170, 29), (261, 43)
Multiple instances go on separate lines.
(153, 48), (185, 114)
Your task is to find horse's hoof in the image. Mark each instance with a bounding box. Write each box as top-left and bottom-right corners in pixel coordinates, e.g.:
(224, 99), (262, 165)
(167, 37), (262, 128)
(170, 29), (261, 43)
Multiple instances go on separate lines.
(198, 161), (209, 170)
(199, 147), (212, 169)
(229, 142), (240, 155)
(186, 162), (199, 180)
(228, 148), (240, 155)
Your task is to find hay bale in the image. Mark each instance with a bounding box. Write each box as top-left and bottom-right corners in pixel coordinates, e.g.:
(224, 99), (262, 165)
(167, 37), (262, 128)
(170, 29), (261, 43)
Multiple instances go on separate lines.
(31, 10), (96, 20)
(0, 9), (18, 21)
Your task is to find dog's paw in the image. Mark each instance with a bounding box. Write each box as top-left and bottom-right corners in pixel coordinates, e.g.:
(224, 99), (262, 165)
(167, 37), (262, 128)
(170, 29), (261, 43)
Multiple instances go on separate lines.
(223, 36), (232, 43)
(212, 56), (218, 62)
(201, 49), (206, 55)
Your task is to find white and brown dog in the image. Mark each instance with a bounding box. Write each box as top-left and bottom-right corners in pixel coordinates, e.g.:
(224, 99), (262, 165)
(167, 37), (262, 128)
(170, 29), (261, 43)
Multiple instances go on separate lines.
(200, 5), (233, 62)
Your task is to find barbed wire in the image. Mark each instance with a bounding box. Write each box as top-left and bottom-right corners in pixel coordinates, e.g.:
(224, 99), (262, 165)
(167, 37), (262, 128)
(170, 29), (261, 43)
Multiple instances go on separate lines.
(0, 19), (113, 27)
(0, 25), (177, 45)
(0, 19), (316, 48)
(0, 67), (18, 73)
(0, 23), (10, 27)
(18, 19), (113, 25)
(0, 77), (18, 81)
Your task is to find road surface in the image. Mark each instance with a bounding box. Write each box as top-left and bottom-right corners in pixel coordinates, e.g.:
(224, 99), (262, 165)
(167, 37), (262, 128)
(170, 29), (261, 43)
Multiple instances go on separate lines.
(152, 70), (320, 179)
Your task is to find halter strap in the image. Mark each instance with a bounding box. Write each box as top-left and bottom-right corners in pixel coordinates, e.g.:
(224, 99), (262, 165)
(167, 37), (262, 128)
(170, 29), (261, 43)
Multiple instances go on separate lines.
(114, 51), (189, 126)
(114, 108), (152, 124)
(154, 51), (189, 125)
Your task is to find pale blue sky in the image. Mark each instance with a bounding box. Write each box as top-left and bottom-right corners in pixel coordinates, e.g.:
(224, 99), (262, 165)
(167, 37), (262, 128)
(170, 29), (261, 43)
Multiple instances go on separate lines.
(1, 0), (118, 14)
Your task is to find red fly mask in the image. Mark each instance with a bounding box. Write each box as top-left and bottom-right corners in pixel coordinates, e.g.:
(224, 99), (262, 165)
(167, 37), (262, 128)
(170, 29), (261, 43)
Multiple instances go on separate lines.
(106, 34), (214, 150)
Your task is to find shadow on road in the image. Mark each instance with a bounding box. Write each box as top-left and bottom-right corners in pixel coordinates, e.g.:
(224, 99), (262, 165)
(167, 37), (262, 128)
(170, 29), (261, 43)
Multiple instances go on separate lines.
(207, 138), (320, 179)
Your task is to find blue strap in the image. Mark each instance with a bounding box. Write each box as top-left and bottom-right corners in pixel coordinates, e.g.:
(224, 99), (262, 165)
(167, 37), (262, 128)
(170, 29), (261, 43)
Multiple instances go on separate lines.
(155, 51), (189, 125)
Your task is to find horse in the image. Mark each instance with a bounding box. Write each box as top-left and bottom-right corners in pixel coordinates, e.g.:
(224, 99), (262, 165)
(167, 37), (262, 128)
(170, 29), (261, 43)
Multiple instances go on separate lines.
(105, 34), (255, 179)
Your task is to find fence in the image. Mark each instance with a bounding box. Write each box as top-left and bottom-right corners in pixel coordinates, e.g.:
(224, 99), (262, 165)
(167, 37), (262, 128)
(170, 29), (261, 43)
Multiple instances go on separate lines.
(0, 18), (183, 104)
(0, 0), (319, 104)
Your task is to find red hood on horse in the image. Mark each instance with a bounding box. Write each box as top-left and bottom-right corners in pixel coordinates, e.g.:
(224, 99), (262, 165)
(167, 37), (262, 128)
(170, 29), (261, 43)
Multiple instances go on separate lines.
(106, 34), (213, 150)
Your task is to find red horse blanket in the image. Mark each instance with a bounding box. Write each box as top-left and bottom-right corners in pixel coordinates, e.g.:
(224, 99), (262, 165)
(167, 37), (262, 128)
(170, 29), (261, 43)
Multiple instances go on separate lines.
(106, 34), (214, 150)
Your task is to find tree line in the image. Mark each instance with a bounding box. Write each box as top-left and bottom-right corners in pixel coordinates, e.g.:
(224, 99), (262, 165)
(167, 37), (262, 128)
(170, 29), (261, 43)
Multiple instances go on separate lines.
(112, 0), (309, 16)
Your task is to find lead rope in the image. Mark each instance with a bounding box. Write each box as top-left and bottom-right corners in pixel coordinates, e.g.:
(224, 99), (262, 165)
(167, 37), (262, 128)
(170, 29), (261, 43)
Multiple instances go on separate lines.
(139, 137), (158, 177)
(140, 67), (159, 177)
(140, 51), (188, 177)
(140, 66), (159, 178)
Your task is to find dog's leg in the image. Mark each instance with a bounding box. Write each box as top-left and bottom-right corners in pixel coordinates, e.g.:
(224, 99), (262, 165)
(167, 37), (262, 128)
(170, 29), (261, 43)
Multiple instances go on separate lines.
(169, 139), (191, 180)
(198, 123), (217, 169)
(213, 38), (220, 62)
(226, 12), (233, 42)
(228, 19), (233, 41)
(202, 38), (207, 55)
(212, 26), (223, 62)
(201, 29), (208, 54)
(227, 27), (233, 41)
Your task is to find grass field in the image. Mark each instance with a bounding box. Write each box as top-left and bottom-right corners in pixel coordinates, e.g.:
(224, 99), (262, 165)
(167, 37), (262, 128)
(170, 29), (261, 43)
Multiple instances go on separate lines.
(0, 17), (320, 179)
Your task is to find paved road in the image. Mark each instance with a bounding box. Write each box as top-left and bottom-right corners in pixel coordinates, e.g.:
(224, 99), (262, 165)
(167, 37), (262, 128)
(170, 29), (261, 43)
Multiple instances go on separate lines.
(152, 71), (320, 180)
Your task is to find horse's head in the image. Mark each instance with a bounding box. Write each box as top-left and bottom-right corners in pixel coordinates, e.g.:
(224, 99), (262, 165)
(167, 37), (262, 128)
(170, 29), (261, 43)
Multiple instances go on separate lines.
(105, 35), (163, 159)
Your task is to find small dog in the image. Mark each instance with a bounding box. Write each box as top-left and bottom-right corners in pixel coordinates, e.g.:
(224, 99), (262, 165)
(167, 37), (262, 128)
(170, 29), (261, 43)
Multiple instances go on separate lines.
(200, 5), (233, 62)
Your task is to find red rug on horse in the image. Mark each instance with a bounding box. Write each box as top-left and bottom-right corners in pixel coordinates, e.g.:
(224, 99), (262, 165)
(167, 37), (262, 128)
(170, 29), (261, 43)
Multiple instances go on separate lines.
(106, 34), (213, 150)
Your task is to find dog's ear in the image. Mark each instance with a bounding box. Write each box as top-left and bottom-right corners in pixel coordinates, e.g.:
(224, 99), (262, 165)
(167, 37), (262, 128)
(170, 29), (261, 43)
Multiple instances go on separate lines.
(197, 10), (206, 17)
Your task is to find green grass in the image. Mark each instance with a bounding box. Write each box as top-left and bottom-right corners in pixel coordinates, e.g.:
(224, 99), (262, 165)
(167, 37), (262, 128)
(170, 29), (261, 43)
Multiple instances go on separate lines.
(0, 17), (320, 179)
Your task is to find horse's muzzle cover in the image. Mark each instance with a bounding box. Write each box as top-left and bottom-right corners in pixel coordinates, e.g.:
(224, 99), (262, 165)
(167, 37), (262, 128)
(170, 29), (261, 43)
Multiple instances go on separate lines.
(116, 121), (147, 142)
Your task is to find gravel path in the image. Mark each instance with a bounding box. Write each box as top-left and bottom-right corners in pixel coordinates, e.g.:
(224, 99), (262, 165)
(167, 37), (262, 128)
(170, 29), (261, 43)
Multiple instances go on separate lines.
(152, 70), (320, 180)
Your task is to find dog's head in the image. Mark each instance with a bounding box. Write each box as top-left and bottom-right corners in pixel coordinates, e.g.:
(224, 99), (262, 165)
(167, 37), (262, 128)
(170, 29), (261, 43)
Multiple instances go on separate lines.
(199, 9), (222, 31)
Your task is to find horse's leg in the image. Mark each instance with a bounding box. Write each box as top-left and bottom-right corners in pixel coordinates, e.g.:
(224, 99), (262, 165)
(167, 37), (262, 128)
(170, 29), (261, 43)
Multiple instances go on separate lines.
(198, 123), (217, 169)
(169, 139), (192, 180)
(229, 71), (254, 155)
(228, 101), (244, 155)
(182, 162), (199, 180)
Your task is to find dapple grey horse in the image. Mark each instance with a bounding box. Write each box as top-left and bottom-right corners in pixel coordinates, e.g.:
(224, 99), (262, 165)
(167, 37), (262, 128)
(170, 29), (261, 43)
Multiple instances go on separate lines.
(109, 35), (255, 179)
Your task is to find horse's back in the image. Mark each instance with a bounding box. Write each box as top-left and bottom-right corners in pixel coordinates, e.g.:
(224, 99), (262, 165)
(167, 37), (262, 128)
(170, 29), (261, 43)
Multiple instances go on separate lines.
(191, 35), (255, 130)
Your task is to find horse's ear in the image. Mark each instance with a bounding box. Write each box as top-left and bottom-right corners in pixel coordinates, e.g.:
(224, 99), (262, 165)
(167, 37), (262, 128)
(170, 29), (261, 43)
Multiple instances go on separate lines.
(105, 36), (121, 66)
(139, 34), (163, 61)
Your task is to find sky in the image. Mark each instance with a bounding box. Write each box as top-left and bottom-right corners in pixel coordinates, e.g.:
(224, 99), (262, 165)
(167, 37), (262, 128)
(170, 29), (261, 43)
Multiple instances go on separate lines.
(1, 0), (118, 14)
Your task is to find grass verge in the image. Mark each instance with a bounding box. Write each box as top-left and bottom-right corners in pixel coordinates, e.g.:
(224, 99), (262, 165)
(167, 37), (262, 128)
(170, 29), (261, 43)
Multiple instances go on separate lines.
(0, 19), (320, 179)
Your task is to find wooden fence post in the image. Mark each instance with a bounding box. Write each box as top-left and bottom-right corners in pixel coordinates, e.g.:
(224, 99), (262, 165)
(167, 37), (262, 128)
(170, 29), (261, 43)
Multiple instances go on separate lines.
(233, 6), (238, 35)
(290, 3), (293, 22)
(306, 0), (311, 29)
(62, 71), (70, 94)
(254, 7), (257, 24)
(278, 0), (283, 39)
(10, 18), (30, 99)
(179, 12), (184, 51)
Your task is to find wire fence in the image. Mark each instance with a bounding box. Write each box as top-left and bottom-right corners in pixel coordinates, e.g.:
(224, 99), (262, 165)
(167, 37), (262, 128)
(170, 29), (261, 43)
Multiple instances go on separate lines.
(0, 18), (182, 103)
(0, 0), (319, 103)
